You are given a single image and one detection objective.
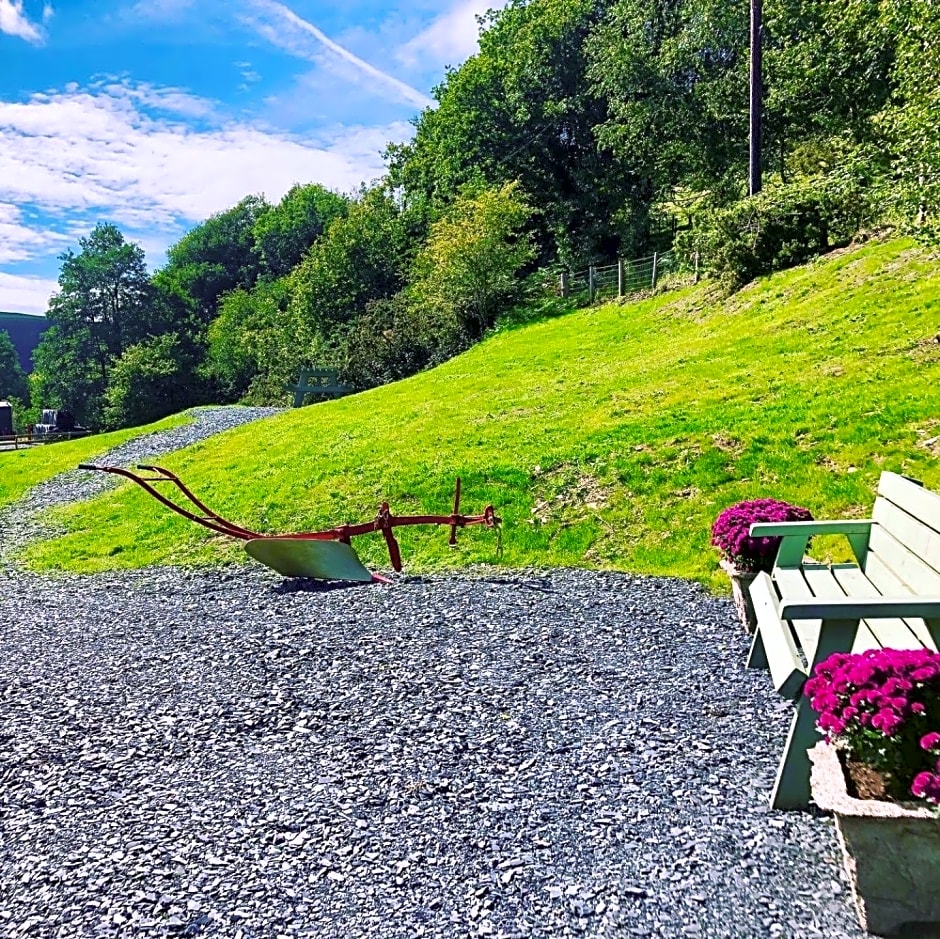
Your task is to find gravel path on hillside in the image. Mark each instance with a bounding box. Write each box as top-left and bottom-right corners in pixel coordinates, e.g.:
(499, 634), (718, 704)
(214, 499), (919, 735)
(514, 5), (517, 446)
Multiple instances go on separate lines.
(0, 406), (282, 565)
(0, 409), (866, 939)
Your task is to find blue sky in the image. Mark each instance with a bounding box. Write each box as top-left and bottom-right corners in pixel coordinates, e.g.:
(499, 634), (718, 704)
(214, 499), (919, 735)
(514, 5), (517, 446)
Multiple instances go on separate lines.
(0, 0), (506, 314)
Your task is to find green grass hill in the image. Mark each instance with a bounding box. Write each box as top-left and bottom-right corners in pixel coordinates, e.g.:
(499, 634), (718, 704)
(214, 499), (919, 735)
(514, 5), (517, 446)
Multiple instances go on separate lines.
(9, 237), (940, 591)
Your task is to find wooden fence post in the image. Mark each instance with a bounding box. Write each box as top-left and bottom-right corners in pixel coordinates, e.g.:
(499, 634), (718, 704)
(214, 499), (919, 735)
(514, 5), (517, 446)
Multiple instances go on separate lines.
(651, 252), (659, 288)
(694, 251), (700, 284)
(560, 271), (569, 298)
(617, 259), (625, 297)
(588, 265), (596, 302)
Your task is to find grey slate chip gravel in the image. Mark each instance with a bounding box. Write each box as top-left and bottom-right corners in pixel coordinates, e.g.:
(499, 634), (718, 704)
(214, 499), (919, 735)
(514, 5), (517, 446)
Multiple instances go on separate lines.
(0, 408), (867, 938)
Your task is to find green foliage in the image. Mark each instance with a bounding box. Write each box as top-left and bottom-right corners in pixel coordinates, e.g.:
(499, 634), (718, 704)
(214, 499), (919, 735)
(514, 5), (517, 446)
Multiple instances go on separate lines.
(207, 277), (299, 403)
(390, 0), (630, 266)
(0, 329), (29, 403)
(103, 333), (205, 430)
(252, 184), (349, 277)
(21, 239), (940, 590)
(882, 0), (940, 239)
(410, 181), (537, 340)
(288, 187), (411, 341)
(32, 223), (156, 427)
(678, 176), (873, 289)
(342, 294), (440, 390)
(160, 195), (270, 326)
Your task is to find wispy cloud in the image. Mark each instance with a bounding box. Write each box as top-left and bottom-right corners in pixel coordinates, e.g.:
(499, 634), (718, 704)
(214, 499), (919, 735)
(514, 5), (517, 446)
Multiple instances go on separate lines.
(0, 272), (58, 314)
(244, 0), (433, 111)
(0, 203), (70, 263)
(130, 0), (194, 21)
(396, 0), (509, 71)
(0, 0), (46, 43)
(0, 78), (413, 310)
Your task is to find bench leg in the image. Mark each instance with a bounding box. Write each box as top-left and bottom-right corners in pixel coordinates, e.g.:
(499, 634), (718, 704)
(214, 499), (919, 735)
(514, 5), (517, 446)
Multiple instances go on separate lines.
(746, 626), (767, 669)
(769, 618), (859, 810)
(769, 696), (818, 810)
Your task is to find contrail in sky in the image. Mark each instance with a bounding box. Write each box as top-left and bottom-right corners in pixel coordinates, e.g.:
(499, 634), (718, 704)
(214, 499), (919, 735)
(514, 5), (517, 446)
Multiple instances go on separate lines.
(249, 0), (435, 110)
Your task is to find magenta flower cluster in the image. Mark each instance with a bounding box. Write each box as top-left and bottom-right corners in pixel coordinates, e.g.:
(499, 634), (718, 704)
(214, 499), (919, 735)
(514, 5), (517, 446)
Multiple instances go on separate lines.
(711, 498), (813, 573)
(805, 648), (940, 805)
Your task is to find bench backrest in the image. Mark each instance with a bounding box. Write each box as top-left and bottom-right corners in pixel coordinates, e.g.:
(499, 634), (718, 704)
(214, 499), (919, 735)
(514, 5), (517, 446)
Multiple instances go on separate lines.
(866, 472), (940, 596)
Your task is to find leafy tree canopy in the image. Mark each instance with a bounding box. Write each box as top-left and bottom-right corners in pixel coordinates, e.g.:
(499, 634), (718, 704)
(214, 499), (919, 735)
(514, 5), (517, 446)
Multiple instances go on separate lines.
(159, 194), (271, 326)
(0, 329), (29, 403)
(253, 184), (349, 278)
(33, 223), (155, 426)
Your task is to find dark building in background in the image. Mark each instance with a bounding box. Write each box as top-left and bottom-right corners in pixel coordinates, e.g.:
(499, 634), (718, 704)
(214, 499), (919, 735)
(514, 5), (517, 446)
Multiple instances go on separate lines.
(0, 312), (49, 373)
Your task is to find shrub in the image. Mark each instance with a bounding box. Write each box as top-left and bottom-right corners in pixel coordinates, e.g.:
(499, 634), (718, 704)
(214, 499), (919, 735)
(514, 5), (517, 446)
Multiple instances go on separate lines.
(678, 176), (874, 290)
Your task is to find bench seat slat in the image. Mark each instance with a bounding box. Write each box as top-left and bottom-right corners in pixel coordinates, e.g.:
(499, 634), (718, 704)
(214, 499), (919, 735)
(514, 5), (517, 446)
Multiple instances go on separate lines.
(771, 568), (822, 663)
(749, 572), (806, 700)
(802, 564), (882, 652)
(829, 565), (927, 650)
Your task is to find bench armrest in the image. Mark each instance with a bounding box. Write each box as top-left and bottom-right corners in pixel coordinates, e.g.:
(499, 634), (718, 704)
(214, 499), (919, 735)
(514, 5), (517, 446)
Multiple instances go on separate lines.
(779, 596), (940, 620)
(749, 520), (874, 537)
(750, 520), (875, 567)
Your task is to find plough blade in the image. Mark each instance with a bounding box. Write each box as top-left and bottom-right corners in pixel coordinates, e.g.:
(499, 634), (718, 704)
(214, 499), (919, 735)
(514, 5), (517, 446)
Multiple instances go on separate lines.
(244, 537), (373, 583)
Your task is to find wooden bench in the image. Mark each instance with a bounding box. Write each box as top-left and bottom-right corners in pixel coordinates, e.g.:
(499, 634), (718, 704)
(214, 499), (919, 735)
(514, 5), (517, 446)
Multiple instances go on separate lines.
(285, 368), (352, 408)
(746, 471), (940, 809)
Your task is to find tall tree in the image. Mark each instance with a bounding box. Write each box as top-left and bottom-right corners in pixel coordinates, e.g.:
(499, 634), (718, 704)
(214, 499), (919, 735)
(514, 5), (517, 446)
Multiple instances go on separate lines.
(409, 181), (537, 339)
(288, 187), (411, 342)
(885, 0), (940, 235)
(252, 184), (349, 278)
(32, 223), (155, 426)
(158, 195), (271, 329)
(389, 0), (635, 266)
(0, 329), (29, 403)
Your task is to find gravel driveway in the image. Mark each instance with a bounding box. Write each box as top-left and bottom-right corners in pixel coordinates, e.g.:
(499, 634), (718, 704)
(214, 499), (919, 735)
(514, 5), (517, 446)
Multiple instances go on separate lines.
(0, 408), (866, 939)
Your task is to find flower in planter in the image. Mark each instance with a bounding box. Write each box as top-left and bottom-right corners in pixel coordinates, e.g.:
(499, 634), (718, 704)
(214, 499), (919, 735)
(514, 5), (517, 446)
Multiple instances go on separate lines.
(711, 498), (813, 573)
(805, 648), (940, 805)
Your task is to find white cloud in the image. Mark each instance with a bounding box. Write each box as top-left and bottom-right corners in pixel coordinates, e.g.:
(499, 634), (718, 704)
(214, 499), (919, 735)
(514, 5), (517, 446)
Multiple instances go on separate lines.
(244, 0), (434, 111)
(0, 0), (45, 43)
(130, 0), (194, 20)
(0, 272), (57, 314)
(0, 203), (70, 263)
(397, 0), (509, 70)
(0, 79), (413, 308)
(0, 83), (405, 225)
(41, 1), (52, 23)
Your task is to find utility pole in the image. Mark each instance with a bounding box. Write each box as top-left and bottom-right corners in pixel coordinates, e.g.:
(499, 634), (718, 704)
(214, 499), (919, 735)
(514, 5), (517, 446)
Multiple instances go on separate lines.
(749, 0), (763, 196)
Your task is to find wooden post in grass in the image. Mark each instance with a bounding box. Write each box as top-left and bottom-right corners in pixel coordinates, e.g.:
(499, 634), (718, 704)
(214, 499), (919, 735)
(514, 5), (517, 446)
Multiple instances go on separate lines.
(588, 265), (596, 302)
(617, 259), (625, 297)
(560, 271), (569, 298)
(651, 252), (659, 288)
(694, 251), (700, 284)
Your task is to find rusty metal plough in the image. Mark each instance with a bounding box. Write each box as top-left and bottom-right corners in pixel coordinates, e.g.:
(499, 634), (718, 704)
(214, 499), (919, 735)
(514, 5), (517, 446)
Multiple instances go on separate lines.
(78, 464), (501, 583)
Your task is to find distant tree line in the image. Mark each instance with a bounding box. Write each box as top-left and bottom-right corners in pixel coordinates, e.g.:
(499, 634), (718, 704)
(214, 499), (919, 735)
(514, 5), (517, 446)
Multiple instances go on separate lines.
(24, 0), (940, 430)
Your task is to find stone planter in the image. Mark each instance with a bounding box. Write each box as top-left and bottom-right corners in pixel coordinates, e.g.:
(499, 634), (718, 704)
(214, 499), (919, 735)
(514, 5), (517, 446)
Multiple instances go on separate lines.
(809, 741), (940, 936)
(719, 559), (758, 634)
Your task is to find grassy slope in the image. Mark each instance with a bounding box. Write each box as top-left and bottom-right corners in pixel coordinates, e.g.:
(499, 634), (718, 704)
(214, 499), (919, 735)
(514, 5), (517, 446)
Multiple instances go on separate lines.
(20, 238), (940, 590)
(0, 412), (191, 509)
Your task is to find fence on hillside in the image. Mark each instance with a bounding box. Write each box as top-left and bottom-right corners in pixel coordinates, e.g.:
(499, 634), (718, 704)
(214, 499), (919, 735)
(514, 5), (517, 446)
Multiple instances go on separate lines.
(559, 249), (691, 303)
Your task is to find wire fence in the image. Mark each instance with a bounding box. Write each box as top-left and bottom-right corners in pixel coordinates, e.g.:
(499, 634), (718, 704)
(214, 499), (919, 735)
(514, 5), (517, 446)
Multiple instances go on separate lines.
(560, 249), (683, 302)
